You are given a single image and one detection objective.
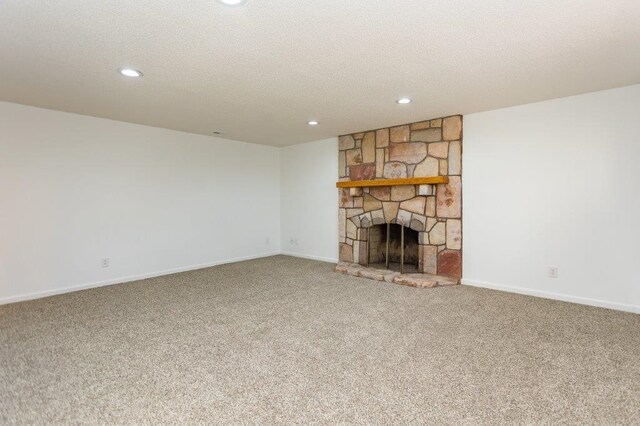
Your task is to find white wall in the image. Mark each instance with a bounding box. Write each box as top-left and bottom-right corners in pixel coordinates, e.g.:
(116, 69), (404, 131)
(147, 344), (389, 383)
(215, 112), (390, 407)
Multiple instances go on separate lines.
(0, 102), (281, 304)
(4, 86), (640, 313)
(463, 85), (640, 313)
(280, 138), (339, 262)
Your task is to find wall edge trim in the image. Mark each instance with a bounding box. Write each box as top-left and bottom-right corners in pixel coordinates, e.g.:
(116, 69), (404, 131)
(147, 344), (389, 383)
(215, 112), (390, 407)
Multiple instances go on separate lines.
(279, 252), (338, 264)
(461, 278), (640, 314)
(0, 251), (282, 306)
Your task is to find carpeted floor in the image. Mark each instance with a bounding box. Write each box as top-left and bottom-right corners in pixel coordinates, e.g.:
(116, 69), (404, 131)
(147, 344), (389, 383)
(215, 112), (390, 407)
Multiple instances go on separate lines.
(1, 255), (639, 424)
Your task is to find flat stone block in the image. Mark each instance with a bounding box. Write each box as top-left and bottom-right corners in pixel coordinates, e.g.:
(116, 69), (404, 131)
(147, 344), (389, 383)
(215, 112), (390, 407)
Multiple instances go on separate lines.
(418, 232), (428, 244)
(335, 262), (350, 274)
(346, 148), (362, 166)
(375, 149), (385, 177)
(410, 217), (425, 231)
(346, 208), (364, 218)
(436, 176), (462, 218)
(383, 161), (407, 179)
(339, 135), (355, 150)
(429, 221), (446, 245)
(346, 220), (357, 240)
(446, 219), (462, 250)
(350, 187), (363, 197)
(429, 142), (449, 159)
(417, 184), (434, 196)
(394, 274), (438, 288)
(398, 197), (424, 214)
(397, 209), (412, 225)
(349, 163), (376, 181)
(425, 196), (436, 217)
(439, 159), (448, 175)
(383, 271), (401, 283)
(370, 186), (391, 201)
(363, 194), (383, 212)
(412, 128), (441, 142)
(339, 244), (353, 263)
(338, 151), (346, 177)
(358, 240), (368, 263)
(422, 245), (438, 275)
(448, 140), (461, 175)
(390, 185), (415, 201)
(410, 121), (430, 131)
(353, 241), (361, 263)
(376, 128), (389, 147)
(389, 142), (427, 164)
(438, 250), (462, 279)
(414, 156), (439, 177)
(357, 268), (387, 281)
(390, 125), (410, 143)
(382, 202), (400, 222)
(443, 116), (462, 141)
(371, 208), (385, 224)
(339, 188), (353, 208)
(362, 132), (376, 163)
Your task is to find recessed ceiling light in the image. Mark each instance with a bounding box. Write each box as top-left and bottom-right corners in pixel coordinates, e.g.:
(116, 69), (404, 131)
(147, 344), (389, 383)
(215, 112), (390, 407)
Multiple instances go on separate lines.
(397, 98), (412, 104)
(217, 0), (248, 5)
(308, 120), (319, 126)
(119, 68), (143, 78)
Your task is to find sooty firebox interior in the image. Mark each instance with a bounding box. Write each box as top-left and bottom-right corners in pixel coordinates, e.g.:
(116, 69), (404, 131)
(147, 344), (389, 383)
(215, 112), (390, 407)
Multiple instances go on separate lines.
(367, 223), (419, 273)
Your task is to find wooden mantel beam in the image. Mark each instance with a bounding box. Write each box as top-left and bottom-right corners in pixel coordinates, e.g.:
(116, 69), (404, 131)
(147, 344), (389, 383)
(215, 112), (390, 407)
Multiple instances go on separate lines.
(335, 176), (449, 188)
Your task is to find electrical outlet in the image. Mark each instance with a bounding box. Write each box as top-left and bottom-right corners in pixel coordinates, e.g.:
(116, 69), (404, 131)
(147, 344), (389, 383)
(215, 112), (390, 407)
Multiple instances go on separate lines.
(101, 258), (110, 268)
(548, 267), (558, 278)
(265, 237), (270, 246)
(290, 238), (295, 245)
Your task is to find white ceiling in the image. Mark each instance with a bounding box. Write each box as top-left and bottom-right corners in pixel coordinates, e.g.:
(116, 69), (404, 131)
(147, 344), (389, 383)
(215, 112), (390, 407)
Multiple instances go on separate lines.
(1, 1), (639, 146)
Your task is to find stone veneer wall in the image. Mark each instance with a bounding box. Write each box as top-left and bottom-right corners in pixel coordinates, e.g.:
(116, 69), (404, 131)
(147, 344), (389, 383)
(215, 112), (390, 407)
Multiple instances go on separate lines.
(338, 116), (463, 279)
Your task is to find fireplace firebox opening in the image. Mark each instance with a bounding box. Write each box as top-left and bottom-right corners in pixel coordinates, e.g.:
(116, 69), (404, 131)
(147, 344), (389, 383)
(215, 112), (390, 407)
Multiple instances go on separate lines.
(366, 223), (419, 273)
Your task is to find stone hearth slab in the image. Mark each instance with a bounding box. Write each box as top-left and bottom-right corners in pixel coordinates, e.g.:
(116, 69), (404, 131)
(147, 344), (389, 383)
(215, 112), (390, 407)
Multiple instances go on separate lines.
(335, 262), (399, 283)
(393, 274), (438, 288)
(335, 263), (459, 288)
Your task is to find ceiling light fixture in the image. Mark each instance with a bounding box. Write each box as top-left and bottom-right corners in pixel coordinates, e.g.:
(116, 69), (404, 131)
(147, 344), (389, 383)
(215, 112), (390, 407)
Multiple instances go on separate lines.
(217, 0), (248, 5)
(397, 98), (412, 104)
(119, 68), (143, 78)
(307, 120), (319, 126)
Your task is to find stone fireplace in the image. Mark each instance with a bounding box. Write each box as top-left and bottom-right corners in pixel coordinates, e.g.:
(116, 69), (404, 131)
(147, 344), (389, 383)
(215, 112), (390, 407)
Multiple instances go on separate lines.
(336, 115), (462, 286)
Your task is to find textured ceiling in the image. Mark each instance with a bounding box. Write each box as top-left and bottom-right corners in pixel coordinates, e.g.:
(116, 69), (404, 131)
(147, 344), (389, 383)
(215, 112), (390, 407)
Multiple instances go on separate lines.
(1, 1), (639, 146)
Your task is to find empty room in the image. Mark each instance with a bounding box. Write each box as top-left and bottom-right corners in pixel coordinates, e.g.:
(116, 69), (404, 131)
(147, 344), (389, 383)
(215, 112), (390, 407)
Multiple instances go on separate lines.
(1, 0), (639, 423)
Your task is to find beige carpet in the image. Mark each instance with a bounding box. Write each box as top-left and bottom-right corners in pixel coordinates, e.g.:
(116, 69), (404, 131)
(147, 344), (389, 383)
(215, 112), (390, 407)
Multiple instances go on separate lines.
(1, 255), (639, 424)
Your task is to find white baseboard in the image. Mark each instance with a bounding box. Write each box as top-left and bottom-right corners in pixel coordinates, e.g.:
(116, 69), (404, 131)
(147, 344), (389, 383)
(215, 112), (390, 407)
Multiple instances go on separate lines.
(461, 278), (640, 314)
(0, 251), (281, 306)
(11, 256), (635, 314)
(279, 251), (338, 264)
